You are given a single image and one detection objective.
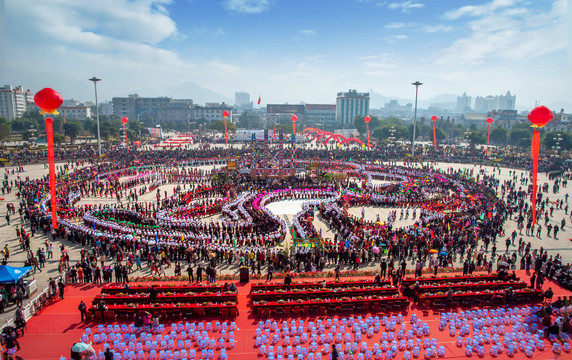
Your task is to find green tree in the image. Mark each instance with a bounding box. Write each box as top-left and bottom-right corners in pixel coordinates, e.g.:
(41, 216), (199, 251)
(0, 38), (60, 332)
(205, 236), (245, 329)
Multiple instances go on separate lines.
(354, 115), (380, 135)
(543, 131), (572, 151)
(82, 119), (97, 137)
(489, 127), (508, 145)
(435, 128), (447, 142)
(99, 120), (120, 140)
(128, 120), (148, 139)
(208, 120), (237, 132)
(508, 128), (532, 146)
(237, 111), (261, 129)
(467, 130), (486, 148)
(53, 133), (65, 144)
(63, 121), (82, 144)
(11, 117), (40, 133)
(0, 117), (11, 141)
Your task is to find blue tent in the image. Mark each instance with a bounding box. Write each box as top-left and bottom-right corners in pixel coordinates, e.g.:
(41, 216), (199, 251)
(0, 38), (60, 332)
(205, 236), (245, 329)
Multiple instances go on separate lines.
(0, 265), (32, 284)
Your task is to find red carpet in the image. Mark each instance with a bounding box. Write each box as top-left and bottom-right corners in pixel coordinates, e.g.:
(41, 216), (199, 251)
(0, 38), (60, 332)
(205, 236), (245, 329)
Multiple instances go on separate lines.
(15, 271), (572, 360)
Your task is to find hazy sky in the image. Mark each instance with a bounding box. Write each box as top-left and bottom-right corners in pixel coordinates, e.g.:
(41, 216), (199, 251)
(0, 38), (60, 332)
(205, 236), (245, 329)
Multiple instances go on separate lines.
(2, 0), (569, 108)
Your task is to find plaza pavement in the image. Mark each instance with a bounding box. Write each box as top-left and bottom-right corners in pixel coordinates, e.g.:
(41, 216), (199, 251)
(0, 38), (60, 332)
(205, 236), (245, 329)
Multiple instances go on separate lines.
(0, 158), (569, 327)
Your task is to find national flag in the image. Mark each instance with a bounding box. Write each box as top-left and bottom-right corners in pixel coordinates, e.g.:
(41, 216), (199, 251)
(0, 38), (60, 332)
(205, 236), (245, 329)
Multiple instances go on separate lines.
(257, 95), (261, 105)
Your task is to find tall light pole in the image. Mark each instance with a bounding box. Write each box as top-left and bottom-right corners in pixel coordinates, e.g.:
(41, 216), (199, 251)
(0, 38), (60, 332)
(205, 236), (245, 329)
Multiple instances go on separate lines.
(411, 80), (422, 157)
(89, 76), (102, 157)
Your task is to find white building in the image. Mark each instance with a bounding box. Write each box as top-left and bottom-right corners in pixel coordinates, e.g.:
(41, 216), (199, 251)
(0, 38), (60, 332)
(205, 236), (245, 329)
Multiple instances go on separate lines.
(0, 85), (34, 120)
(475, 91), (516, 113)
(456, 92), (472, 113)
(100, 102), (114, 117)
(335, 90), (369, 127)
(234, 92), (252, 109)
(60, 105), (91, 120)
(193, 103), (232, 122)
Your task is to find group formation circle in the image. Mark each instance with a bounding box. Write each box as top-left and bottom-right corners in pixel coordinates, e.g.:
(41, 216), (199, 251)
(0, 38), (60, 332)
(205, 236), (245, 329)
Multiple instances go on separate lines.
(42, 159), (505, 255)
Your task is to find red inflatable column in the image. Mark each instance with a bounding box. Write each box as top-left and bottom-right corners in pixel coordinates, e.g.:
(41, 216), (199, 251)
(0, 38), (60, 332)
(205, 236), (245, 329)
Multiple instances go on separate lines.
(527, 106), (553, 225)
(431, 116), (438, 151)
(46, 118), (58, 229)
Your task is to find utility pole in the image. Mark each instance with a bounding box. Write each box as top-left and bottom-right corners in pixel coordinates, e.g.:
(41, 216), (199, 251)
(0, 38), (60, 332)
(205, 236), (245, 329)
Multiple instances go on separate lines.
(411, 80), (423, 157)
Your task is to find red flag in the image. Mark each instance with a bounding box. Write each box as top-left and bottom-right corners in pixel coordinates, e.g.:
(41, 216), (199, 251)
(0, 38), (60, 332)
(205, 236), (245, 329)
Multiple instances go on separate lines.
(257, 95), (261, 105)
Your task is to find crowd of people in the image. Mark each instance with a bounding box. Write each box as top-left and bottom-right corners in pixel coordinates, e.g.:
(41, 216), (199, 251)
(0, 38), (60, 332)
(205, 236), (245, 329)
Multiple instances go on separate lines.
(0, 135), (571, 356)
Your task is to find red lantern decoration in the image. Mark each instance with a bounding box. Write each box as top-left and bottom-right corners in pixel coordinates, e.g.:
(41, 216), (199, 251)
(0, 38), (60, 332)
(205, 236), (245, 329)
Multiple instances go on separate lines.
(121, 117), (129, 154)
(34, 88), (63, 230)
(34, 88), (63, 115)
(528, 106), (553, 225)
(528, 106), (553, 128)
(485, 117), (494, 155)
(222, 110), (230, 144)
(431, 116), (438, 151)
(364, 116), (371, 150)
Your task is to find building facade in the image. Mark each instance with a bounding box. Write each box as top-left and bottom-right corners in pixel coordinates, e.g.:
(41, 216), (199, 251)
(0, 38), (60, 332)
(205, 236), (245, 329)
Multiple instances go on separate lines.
(234, 92), (252, 109)
(335, 90), (369, 126)
(60, 106), (91, 120)
(0, 85), (34, 120)
(456, 92), (472, 113)
(192, 103), (232, 122)
(304, 104), (336, 127)
(475, 91), (516, 113)
(157, 99), (193, 123)
(379, 100), (412, 118)
(266, 104), (305, 124)
(100, 102), (114, 117)
(112, 95), (139, 120)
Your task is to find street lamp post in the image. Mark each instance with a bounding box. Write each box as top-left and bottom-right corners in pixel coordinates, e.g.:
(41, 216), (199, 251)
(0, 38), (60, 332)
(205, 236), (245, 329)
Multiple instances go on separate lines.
(89, 76), (102, 157)
(411, 80), (423, 157)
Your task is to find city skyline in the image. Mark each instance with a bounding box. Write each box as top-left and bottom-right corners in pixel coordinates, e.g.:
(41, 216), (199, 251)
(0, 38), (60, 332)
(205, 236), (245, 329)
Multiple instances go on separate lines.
(1, 0), (569, 109)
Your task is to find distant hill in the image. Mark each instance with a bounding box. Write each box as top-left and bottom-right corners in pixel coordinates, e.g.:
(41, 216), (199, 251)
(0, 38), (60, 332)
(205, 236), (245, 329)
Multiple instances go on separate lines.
(165, 81), (233, 105)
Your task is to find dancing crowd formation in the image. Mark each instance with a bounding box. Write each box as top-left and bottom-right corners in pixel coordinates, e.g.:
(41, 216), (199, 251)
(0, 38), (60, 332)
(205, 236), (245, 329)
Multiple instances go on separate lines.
(0, 136), (570, 357)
